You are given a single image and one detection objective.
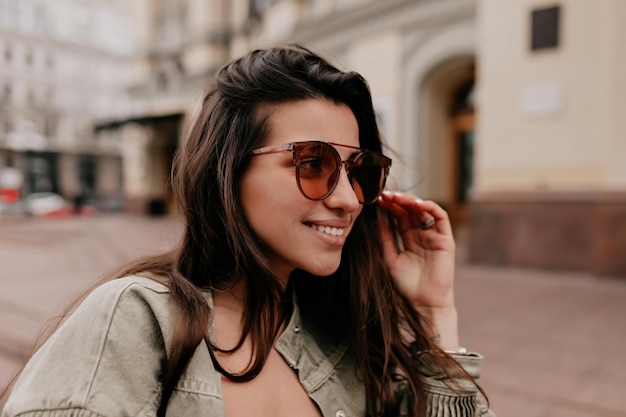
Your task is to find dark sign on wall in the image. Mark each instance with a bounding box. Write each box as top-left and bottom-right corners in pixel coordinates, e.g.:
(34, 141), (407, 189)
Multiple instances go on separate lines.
(531, 5), (561, 51)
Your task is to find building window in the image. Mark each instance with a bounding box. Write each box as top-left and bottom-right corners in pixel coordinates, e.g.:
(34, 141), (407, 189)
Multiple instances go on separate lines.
(26, 86), (35, 106)
(4, 118), (12, 134)
(177, 0), (187, 22)
(157, 71), (169, 91)
(44, 86), (54, 104)
(44, 116), (57, 140)
(249, 0), (272, 19)
(77, 154), (97, 197)
(531, 5), (560, 51)
(25, 48), (33, 65)
(2, 84), (12, 103)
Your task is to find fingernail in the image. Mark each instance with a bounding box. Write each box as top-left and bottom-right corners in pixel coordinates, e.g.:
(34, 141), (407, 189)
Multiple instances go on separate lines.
(415, 198), (424, 204)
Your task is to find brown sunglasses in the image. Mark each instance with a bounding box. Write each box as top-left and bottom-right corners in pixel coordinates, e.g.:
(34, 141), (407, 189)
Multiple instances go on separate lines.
(250, 141), (392, 204)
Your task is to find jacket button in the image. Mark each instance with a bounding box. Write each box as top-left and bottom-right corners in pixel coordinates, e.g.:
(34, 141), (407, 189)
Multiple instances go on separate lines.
(294, 326), (301, 333)
(336, 411), (346, 417)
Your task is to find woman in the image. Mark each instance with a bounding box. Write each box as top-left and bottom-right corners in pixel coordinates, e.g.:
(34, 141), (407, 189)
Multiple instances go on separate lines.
(2, 44), (492, 417)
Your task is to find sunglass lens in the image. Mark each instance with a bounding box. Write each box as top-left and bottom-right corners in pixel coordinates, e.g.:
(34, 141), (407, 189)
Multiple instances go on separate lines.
(350, 153), (388, 204)
(297, 143), (340, 200)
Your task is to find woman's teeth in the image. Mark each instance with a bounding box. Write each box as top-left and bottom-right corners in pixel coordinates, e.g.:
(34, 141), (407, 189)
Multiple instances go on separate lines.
(309, 224), (345, 236)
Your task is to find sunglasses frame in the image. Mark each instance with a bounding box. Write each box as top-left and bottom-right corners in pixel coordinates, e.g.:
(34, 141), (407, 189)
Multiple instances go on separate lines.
(250, 141), (392, 204)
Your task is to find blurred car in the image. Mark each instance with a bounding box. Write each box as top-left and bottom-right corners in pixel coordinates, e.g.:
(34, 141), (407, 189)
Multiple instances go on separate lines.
(23, 192), (72, 218)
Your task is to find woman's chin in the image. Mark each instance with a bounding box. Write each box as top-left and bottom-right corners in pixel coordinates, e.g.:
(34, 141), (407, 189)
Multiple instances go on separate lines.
(303, 260), (341, 277)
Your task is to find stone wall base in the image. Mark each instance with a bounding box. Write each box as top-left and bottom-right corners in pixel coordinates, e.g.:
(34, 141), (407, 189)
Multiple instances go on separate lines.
(467, 191), (626, 278)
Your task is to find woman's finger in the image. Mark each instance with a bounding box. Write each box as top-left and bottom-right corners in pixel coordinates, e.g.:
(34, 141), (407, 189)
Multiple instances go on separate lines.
(377, 195), (412, 232)
(411, 198), (453, 236)
(378, 191), (450, 235)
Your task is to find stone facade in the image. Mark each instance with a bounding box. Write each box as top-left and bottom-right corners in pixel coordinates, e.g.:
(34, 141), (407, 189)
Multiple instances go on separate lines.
(468, 192), (626, 277)
(472, 0), (626, 277)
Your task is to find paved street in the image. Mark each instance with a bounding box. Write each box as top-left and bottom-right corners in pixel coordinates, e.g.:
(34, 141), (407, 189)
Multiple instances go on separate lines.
(1, 214), (625, 416)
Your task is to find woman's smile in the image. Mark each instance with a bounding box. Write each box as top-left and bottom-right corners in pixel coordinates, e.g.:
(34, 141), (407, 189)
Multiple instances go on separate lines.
(303, 218), (351, 246)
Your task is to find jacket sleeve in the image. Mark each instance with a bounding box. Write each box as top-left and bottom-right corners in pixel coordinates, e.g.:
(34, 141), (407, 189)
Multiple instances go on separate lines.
(2, 277), (172, 417)
(394, 351), (496, 417)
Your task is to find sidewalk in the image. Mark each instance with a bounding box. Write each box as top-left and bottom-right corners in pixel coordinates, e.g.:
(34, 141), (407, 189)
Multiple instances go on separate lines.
(0, 214), (183, 387)
(455, 265), (626, 416)
(1, 214), (625, 416)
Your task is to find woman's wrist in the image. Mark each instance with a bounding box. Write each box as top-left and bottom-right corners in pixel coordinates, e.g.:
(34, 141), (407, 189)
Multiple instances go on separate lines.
(416, 306), (460, 351)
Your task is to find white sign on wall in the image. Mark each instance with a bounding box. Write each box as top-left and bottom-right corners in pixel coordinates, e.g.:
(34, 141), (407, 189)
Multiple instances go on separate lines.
(520, 83), (564, 116)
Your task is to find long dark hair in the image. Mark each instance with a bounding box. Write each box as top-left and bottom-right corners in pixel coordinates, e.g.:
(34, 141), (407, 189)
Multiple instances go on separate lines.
(5, 44), (482, 416)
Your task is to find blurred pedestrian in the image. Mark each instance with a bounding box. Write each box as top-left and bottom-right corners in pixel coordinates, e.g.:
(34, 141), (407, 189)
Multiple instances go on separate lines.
(2, 44), (493, 417)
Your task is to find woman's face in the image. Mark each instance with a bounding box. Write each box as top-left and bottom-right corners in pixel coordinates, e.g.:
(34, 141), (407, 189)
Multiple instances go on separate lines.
(240, 99), (363, 284)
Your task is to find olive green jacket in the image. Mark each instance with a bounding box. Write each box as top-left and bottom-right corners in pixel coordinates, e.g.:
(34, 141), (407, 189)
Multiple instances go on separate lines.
(3, 276), (493, 417)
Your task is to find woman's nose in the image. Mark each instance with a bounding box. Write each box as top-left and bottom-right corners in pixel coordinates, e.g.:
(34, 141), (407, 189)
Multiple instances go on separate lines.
(324, 168), (361, 212)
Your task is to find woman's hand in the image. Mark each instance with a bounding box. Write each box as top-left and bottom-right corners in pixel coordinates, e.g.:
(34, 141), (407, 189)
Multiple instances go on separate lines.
(376, 191), (459, 350)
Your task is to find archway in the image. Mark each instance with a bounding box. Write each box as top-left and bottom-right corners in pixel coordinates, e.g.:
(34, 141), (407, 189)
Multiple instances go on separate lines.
(399, 20), (476, 213)
(419, 58), (475, 227)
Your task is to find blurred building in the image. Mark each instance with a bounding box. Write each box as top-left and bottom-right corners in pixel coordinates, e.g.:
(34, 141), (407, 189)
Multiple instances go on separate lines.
(92, 0), (626, 276)
(97, 0), (478, 219)
(94, 0), (232, 214)
(0, 0), (138, 210)
(470, 0), (626, 276)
